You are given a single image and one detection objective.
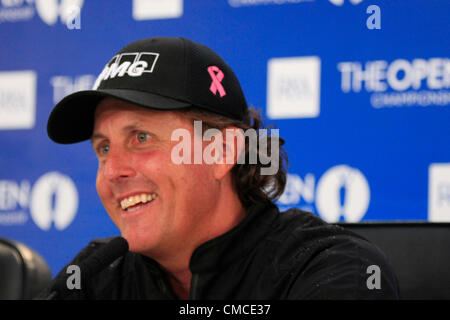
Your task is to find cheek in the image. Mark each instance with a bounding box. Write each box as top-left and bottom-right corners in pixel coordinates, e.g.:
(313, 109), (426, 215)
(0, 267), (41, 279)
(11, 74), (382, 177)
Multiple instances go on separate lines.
(174, 164), (218, 205)
(95, 171), (103, 197)
(95, 168), (111, 206)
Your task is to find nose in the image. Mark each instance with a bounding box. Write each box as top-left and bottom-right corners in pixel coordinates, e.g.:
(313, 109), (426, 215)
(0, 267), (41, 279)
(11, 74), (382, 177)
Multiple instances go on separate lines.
(101, 148), (136, 183)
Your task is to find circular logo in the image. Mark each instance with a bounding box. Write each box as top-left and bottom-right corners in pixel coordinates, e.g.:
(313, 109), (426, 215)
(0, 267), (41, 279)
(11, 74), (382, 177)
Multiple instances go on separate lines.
(35, 0), (83, 25)
(315, 165), (370, 222)
(30, 171), (78, 230)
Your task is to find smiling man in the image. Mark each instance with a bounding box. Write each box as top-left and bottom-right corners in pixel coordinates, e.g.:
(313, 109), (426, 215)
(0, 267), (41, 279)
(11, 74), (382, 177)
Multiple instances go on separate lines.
(38, 37), (399, 300)
(91, 98), (247, 299)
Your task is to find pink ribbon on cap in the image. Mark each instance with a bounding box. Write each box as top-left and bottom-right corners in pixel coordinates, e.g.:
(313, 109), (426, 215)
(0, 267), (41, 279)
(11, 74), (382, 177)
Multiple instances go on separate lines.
(207, 66), (226, 97)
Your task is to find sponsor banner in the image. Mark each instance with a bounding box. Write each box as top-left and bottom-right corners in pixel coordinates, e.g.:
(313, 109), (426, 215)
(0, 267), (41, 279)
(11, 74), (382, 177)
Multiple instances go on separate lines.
(428, 163), (450, 222)
(228, 0), (363, 7)
(277, 165), (371, 222)
(0, 70), (36, 130)
(228, 0), (314, 7)
(337, 58), (450, 109)
(0, 0), (83, 27)
(329, 0), (363, 5)
(0, 172), (78, 230)
(50, 74), (95, 104)
(132, 0), (183, 20)
(0, 0), (448, 276)
(0, 0), (34, 23)
(267, 56), (321, 119)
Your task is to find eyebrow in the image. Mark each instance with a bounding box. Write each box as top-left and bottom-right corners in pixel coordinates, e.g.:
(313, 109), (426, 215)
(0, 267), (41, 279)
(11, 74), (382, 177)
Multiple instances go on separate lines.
(90, 121), (150, 144)
(90, 133), (106, 145)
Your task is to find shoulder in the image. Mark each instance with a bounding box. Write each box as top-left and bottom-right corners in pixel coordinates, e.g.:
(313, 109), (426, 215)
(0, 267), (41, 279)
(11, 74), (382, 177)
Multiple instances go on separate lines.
(268, 207), (363, 251)
(266, 207), (400, 299)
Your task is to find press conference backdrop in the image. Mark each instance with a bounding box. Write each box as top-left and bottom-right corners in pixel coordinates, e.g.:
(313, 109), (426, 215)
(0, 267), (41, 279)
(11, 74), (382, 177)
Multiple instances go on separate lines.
(0, 0), (449, 277)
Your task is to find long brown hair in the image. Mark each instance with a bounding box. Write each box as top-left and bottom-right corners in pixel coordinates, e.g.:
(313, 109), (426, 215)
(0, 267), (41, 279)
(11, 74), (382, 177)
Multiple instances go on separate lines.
(176, 106), (288, 209)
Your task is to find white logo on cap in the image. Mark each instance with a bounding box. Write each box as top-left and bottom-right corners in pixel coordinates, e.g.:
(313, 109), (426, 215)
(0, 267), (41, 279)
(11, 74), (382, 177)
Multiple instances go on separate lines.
(93, 52), (160, 90)
(29, 171), (78, 231)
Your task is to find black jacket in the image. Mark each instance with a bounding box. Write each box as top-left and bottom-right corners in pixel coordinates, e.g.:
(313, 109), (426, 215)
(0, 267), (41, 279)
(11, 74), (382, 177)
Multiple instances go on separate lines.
(37, 202), (399, 299)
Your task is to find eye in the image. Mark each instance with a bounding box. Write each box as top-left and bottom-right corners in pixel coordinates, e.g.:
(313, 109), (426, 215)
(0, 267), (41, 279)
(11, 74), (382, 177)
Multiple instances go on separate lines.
(137, 132), (150, 143)
(99, 144), (110, 155)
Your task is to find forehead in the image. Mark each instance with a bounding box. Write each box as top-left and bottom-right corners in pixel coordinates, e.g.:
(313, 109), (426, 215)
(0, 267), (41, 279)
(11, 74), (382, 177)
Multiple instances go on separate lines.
(93, 98), (187, 130)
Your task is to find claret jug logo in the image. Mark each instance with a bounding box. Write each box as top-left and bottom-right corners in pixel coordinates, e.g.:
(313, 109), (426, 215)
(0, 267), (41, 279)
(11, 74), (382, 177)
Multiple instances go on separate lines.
(0, 171), (78, 230)
(278, 165), (370, 222)
(30, 171), (78, 230)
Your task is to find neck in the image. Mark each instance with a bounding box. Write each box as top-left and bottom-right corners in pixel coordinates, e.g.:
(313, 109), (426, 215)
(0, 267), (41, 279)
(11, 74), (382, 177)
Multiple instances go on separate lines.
(154, 250), (193, 299)
(148, 177), (247, 299)
(165, 268), (192, 300)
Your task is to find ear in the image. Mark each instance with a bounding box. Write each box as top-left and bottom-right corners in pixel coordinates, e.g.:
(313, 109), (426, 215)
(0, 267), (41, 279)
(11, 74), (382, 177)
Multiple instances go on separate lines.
(213, 127), (245, 180)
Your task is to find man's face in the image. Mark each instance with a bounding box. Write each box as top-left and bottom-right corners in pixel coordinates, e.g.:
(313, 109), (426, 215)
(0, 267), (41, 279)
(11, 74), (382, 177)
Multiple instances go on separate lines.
(92, 98), (221, 257)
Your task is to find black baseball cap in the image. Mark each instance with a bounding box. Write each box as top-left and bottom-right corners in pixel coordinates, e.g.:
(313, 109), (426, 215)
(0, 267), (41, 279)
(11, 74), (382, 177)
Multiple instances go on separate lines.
(47, 37), (248, 144)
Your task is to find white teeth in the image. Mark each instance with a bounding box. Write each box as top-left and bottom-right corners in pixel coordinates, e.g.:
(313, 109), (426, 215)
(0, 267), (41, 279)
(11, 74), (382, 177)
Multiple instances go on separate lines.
(120, 193), (157, 210)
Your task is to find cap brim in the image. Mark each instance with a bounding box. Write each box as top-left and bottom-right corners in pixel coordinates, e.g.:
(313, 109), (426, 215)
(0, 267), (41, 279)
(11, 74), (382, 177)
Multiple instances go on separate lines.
(47, 89), (191, 144)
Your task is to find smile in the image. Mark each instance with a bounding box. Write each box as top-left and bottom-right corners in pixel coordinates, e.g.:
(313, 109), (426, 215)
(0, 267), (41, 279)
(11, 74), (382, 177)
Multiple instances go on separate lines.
(120, 193), (157, 211)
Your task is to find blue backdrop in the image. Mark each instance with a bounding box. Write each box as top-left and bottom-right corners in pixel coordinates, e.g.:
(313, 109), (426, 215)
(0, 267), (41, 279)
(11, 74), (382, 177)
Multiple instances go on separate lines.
(0, 0), (449, 276)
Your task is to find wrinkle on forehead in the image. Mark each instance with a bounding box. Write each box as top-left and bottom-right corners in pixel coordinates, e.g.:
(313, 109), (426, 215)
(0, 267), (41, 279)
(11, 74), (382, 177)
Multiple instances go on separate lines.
(92, 97), (193, 142)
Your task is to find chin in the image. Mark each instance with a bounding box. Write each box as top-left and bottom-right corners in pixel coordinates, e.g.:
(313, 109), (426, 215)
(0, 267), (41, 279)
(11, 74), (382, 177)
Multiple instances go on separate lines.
(121, 231), (156, 255)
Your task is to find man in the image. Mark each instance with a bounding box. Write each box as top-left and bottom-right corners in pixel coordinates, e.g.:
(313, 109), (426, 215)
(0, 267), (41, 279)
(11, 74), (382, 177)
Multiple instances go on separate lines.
(39, 37), (399, 299)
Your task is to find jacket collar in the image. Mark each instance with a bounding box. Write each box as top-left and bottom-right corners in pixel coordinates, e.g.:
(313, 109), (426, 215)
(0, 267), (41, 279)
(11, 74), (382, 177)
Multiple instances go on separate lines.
(188, 201), (279, 274)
